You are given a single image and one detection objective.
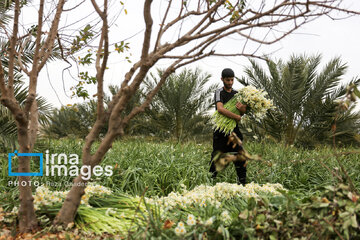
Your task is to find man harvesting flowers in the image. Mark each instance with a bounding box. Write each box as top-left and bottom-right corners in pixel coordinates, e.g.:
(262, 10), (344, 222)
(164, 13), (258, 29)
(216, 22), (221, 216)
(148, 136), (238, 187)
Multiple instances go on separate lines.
(209, 68), (247, 185)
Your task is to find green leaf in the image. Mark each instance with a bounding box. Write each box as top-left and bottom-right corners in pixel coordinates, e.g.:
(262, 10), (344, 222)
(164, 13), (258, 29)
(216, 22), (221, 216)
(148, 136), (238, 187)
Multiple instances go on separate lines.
(256, 214), (266, 224)
(339, 212), (350, 218)
(239, 209), (248, 219)
(247, 197), (256, 210)
(324, 185), (336, 192)
(319, 203), (329, 208)
(353, 86), (360, 98)
(343, 219), (351, 229)
(350, 214), (358, 228)
(269, 234), (277, 240)
(244, 227), (255, 235)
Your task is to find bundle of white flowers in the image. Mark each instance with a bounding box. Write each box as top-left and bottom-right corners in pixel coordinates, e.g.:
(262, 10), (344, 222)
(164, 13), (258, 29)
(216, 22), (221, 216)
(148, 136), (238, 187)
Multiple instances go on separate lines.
(10, 182), (285, 235)
(212, 86), (274, 135)
(146, 182), (285, 211)
(31, 184), (136, 234)
(33, 183), (112, 210)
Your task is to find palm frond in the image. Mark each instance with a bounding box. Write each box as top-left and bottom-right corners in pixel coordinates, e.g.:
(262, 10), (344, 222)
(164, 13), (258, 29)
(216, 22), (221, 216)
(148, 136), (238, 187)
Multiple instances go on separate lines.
(140, 68), (218, 140)
(242, 54), (360, 147)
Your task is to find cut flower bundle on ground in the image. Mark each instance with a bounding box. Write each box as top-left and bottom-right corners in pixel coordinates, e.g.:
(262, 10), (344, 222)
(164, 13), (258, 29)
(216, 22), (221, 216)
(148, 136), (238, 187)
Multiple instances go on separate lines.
(145, 182), (285, 211)
(5, 182), (285, 235)
(33, 183), (112, 209)
(212, 85), (274, 135)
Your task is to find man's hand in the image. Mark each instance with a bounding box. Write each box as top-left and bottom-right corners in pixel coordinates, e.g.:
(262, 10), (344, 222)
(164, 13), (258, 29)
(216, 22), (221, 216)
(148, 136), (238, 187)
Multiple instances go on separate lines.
(217, 101), (244, 122)
(236, 102), (247, 115)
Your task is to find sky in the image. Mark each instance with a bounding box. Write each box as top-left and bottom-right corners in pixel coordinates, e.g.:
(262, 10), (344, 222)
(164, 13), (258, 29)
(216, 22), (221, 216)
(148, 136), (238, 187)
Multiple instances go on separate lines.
(32, 0), (360, 108)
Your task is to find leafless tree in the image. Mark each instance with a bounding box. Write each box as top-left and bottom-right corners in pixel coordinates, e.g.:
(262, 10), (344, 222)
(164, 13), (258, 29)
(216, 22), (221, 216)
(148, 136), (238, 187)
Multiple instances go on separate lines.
(1, 0), (359, 232)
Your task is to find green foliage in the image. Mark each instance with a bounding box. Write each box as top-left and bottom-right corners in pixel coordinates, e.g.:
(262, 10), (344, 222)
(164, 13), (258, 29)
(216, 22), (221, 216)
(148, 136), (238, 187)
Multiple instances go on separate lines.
(141, 68), (219, 141)
(43, 84), (143, 139)
(70, 70), (97, 99)
(0, 0), (28, 10)
(114, 41), (130, 53)
(78, 53), (94, 66)
(70, 24), (94, 54)
(43, 68), (218, 141)
(0, 81), (52, 153)
(68, 24), (98, 100)
(239, 54), (360, 147)
(0, 15), (63, 152)
(220, 184), (360, 239)
(42, 100), (105, 139)
(114, 41), (131, 62)
(0, 1), (12, 25)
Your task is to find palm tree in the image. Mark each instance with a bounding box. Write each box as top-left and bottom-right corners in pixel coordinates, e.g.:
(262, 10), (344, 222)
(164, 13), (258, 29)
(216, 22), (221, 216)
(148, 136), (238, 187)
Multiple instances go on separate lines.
(0, 80), (52, 152)
(142, 68), (219, 141)
(0, 35), (53, 152)
(238, 54), (360, 147)
(42, 100), (101, 139)
(0, 1), (58, 151)
(42, 85), (134, 139)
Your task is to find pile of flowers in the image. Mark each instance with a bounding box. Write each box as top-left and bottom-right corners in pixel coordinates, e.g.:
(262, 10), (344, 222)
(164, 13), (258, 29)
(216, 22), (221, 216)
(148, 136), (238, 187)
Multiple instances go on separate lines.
(6, 182), (285, 235)
(212, 85), (274, 135)
(33, 183), (112, 209)
(145, 182), (285, 211)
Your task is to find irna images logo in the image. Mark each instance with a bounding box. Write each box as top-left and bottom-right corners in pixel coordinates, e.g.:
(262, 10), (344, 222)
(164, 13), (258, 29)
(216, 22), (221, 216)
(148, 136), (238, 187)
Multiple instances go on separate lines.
(8, 150), (43, 177)
(8, 150), (113, 180)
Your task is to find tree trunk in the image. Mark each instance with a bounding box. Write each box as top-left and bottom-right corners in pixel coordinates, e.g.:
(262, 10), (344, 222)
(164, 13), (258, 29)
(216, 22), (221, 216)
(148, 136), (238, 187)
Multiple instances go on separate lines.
(54, 129), (118, 226)
(175, 115), (183, 140)
(18, 175), (38, 232)
(53, 175), (88, 226)
(284, 122), (295, 146)
(17, 126), (38, 232)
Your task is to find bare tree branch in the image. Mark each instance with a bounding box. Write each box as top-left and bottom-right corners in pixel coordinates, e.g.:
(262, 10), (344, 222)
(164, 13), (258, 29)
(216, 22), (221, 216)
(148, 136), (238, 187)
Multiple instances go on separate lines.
(141, 0), (154, 60)
(0, 57), (7, 96)
(122, 60), (180, 127)
(38, 0), (66, 71)
(82, 0), (110, 165)
(29, 0), (45, 77)
(16, 37), (31, 75)
(7, 0), (21, 99)
(154, 0), (172, 51)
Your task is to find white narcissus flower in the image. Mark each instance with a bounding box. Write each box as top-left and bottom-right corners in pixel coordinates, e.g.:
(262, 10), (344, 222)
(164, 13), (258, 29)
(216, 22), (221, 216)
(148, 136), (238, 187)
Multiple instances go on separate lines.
(221, 210), (230, 218)
(179, 226), (186, 234)
(177, 221), (185, 227)
(174, 227), (182, 236)
(147, 182), (285, 211)
(187, 218), (196, 226)
(33, 183), (112, 209)
(187, 214), (196, 226)
(187, 214), (195, 221)
(175, 226), (186, 236)
(204, 217), (214, 226)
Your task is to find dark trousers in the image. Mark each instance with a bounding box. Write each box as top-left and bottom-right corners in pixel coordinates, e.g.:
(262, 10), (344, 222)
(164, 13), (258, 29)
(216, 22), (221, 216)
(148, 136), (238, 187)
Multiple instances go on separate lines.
(209, 128), (247, 185)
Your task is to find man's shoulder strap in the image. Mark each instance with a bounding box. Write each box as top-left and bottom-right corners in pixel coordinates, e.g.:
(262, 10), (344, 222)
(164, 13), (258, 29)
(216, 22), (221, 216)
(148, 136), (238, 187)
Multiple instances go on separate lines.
(214, 87), (223, 102)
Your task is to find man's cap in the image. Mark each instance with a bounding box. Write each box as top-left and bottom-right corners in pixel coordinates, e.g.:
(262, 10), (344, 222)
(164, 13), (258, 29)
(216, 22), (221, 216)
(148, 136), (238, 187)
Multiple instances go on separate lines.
(221, 68), (235, 78)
